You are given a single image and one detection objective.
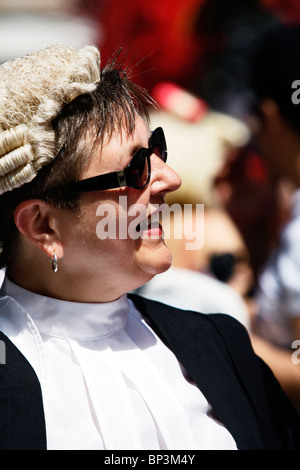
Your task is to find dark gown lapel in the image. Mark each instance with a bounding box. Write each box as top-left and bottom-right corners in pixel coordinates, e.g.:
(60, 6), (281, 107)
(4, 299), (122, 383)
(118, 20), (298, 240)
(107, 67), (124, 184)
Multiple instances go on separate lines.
(0, 332), (47, 450)
(129, 294), (265, 450)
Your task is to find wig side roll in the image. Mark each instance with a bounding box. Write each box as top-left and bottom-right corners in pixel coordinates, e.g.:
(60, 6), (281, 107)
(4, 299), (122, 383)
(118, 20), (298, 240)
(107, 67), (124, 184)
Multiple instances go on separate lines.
(0, 45), (101, 195)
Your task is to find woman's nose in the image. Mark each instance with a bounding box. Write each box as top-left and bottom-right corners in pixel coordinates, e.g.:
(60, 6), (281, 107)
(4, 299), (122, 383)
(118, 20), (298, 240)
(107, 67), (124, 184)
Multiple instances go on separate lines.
(150, 155), (182, 195)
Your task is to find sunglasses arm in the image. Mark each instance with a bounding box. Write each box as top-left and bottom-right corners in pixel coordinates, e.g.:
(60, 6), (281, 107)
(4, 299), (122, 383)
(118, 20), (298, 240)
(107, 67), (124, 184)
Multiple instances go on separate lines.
(70, 171), (126, 192)
(117, 170), (127, 187)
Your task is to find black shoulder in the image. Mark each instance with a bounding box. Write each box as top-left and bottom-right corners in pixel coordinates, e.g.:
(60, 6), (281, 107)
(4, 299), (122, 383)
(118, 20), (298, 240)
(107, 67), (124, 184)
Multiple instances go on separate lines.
(128, 292), (245, 334)
(0, 332), (47, 449)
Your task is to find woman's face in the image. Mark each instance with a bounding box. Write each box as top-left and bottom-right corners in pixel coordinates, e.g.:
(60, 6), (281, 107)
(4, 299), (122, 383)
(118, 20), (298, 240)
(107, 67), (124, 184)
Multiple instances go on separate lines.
(58, 115), (181, 300)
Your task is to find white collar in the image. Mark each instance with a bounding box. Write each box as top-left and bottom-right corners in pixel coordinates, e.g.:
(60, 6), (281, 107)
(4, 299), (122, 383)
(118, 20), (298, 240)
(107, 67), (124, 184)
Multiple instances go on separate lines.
(1, 278), (129, 341)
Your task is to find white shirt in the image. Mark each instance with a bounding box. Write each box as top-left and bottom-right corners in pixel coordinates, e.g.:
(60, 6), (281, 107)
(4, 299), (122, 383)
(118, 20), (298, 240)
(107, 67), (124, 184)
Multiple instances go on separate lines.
(0, 277), (237, 450)
(256, 189), (300, 348)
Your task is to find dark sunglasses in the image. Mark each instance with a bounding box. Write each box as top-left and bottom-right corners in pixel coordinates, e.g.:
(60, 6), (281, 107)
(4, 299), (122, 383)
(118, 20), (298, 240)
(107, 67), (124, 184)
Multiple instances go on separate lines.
(70, 127), (167, 192)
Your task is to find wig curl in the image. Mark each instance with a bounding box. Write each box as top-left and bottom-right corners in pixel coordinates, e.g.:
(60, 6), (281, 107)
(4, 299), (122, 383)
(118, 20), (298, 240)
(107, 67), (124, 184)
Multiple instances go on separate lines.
(0, 45), (100, 194)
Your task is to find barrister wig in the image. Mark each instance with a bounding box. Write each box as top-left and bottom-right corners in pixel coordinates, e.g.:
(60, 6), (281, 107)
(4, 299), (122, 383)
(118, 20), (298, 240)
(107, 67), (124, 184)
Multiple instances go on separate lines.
(0, 45), (100, 195)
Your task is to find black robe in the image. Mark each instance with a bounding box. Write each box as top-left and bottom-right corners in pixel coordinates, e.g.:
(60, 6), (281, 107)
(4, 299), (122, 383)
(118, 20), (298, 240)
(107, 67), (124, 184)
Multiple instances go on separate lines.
(0, 294), (299, 450)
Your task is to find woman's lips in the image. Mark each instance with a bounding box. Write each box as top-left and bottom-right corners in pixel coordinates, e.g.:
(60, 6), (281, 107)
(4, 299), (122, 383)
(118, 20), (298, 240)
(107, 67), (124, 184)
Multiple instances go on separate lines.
(136, 210), (164, 238)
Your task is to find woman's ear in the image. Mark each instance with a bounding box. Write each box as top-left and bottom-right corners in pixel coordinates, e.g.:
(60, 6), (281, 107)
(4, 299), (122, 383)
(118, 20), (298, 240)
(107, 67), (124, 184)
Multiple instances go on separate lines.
(14, 199), (63, 259)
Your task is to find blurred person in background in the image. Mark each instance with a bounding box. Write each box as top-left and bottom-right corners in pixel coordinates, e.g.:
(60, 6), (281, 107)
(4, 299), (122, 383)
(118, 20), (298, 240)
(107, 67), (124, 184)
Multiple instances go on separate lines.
(0, 44), (299, 450)
(238, 25), (300, 407)
(200, 23), (300, 409)
(248, 25), (300, 348)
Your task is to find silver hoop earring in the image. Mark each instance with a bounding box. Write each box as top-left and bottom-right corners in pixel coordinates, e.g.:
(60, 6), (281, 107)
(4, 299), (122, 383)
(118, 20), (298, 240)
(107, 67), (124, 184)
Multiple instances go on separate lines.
(51, 252), (58, 273)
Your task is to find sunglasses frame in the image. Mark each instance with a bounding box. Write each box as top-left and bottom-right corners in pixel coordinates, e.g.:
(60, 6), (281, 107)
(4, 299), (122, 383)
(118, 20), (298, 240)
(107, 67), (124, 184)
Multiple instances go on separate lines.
(70, 127), (167, 193)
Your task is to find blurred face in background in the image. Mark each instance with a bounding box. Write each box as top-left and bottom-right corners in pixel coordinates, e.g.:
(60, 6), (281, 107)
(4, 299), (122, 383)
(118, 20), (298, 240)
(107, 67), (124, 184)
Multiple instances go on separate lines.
(254, 98), (300, 184)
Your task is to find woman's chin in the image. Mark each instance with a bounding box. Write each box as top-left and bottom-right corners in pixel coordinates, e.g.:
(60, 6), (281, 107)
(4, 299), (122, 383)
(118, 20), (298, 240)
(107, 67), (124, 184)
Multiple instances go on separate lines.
(139, 244), (172, 277)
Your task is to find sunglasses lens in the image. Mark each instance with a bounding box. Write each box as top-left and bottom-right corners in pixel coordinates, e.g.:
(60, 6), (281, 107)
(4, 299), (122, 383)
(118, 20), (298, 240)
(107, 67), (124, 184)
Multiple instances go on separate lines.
(131, 150), (149, 188)
(129, 128), (166, 188)
(150, 128), (167, 162)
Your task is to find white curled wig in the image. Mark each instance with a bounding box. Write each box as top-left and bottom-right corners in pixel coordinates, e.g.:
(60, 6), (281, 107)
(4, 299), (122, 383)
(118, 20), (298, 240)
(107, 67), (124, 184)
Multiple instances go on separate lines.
(0, 45), (100, 195)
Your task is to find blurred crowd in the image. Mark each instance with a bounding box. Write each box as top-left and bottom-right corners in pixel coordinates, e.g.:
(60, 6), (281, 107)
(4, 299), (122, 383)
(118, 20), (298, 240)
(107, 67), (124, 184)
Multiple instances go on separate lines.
(2, 0), (300, 408)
